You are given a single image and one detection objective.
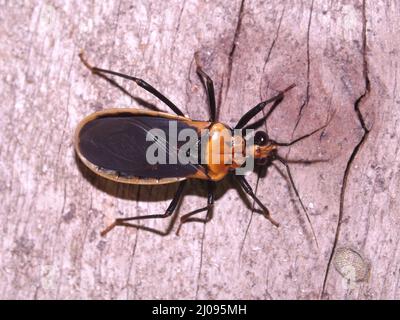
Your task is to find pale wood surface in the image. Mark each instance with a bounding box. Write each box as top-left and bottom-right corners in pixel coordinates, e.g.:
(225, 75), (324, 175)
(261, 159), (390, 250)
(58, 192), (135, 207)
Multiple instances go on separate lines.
(1, 0), (399, 299)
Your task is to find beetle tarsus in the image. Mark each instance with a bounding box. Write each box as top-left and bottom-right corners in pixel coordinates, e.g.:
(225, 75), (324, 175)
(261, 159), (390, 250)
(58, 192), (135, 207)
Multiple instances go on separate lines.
(79, 51), (95, 73)
(282, 83), (296, 93)
(263, 213), (280, 228)
(175, 224), (183, 236)
(100, 220), (119, 237)
(235, 175), (281, 228)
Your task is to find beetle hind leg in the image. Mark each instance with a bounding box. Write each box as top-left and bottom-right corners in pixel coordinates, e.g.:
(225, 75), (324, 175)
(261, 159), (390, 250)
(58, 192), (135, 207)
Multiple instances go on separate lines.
(79, 51), (185, 116)
(100, 181), (187, 237)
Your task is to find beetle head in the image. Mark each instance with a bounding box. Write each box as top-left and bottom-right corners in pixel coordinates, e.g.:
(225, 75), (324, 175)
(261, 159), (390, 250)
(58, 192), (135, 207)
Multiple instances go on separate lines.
(252, 130), (276, 165)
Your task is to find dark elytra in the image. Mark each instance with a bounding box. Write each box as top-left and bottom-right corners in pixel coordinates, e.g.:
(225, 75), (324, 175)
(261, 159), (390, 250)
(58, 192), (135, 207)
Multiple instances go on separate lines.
(79, 114), (199, 179)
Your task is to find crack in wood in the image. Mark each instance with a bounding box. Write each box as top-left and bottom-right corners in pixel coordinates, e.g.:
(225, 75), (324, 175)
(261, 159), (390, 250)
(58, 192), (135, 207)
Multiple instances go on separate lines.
(131, 186), (143, 299)
(195, 222), (207, 299)
(125, 229), (139, 299)
(294, 0), (314, 131)
(320, 0), (371, 299)
(195, 0), (245, 298)
(225, 0), (245, 98)
(238, 166), (262, 263)
(259, 5), (285, 99)
(110, 0), (122, 56)
(170, 0), (187, 62)
(55, 47), (75, 180)
(240, 6), (286, 264)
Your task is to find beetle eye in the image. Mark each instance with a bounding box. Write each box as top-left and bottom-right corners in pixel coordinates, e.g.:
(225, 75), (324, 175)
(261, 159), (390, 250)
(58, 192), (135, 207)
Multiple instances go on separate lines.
(254, 131), (269, 146)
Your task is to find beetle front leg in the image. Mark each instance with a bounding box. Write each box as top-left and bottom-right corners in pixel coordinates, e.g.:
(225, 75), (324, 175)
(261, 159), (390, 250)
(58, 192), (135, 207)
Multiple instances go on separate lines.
(100, 181), (187, 236)
(235, 175), (280, 227)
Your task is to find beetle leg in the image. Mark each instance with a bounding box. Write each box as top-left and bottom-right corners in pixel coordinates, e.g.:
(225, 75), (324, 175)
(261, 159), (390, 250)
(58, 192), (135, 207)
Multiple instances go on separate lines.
(195, 65), (217, 122)
(79, 51), (185, 117)
(235, 175), (280, 227)
(100, 181), (187, 237)
(235, 84), (295, 130)
(175, 181), (215, 235)
(242, 94), (288, 131)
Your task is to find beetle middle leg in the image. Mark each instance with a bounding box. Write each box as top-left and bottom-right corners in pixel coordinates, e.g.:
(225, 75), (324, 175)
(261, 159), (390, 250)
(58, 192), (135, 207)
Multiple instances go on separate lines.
(235, 175), (280, 227)
(175, 181), (215, 235)
(100, 181), (187, 236)
(79, 52), (185, 117)
(195, 65), (217, 122)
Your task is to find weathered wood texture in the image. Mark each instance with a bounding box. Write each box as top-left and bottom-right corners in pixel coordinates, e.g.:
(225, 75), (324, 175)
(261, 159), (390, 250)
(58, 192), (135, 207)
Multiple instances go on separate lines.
(1, 0), (399, 299)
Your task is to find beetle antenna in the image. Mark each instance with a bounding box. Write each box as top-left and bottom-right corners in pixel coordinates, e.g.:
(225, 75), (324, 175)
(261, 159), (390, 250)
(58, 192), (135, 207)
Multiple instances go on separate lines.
(270, 109), (335, 147)
(275, 155), (319, 249)
(270, 124), (326, 147)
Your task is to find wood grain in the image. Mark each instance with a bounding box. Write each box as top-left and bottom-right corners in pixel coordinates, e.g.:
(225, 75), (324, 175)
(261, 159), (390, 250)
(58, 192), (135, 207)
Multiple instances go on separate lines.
(0, 0), (398, 299)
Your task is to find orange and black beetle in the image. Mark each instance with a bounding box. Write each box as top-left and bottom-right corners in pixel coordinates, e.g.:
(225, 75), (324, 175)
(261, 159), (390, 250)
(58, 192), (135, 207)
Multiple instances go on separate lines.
(75, 52), (324, 237)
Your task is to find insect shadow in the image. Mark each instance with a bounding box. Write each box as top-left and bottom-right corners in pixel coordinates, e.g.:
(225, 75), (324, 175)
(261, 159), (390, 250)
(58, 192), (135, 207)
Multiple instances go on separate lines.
(75, 152), (249, 235)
